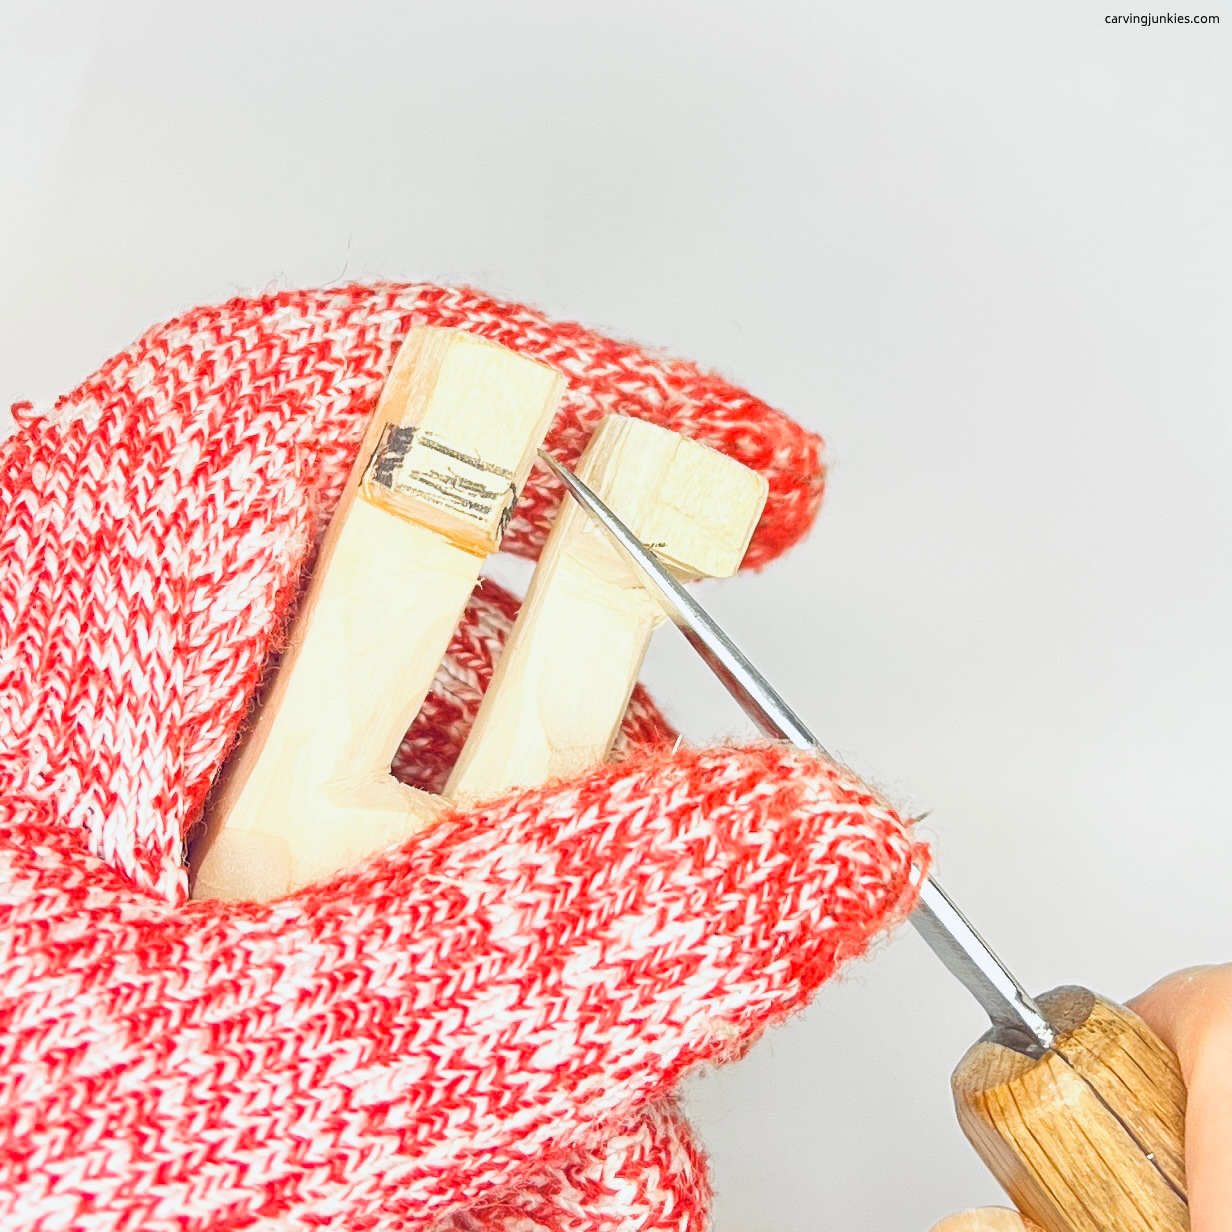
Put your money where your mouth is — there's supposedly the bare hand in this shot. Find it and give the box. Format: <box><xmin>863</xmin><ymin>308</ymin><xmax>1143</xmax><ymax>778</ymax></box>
<box><xmin>1131</xmin><ymin>964</ymin><xmax>1232</xmax><ymax>1232</ymax></box>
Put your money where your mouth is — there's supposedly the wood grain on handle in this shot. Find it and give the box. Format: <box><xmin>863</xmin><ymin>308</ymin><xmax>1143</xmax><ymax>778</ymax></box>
<box><xmin>952</xmin><ymin>986</ymin><xmax>1188</xmax><ymax>1232</ymax></box>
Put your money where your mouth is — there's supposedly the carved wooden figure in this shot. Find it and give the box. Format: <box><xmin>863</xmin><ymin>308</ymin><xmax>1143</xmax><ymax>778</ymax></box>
<box><xmin>191</xmin><ymin>327</ymin><xmax>563</xmax><ymax>900</ymax></box>
<box><xmin>446</xmin><ymin>414</ymin><xmax>767</xmax><ymax>800</ymax></box>
<box><xmin>191</xmin><ymin>336</ymin><xmax>767</xmax><ymax>902</ymax></box>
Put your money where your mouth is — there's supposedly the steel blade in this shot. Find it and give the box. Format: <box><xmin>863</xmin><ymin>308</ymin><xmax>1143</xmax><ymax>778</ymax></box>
<box><xmin>539</xmin><ymin>448</ymin><xmax>1057</xmax><ymax>1054</ymax></box>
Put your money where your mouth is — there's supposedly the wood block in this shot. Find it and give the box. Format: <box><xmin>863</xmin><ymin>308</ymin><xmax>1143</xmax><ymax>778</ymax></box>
<box><xmin>445</xmin><ymin>413</ymin><xmax>768</xmax><ymax>801</ymax></box>
<box><xmin>190</xmin><ymin>327</ymin><xmax>564</xmax><ymax>901</ymax></box>
<box><xmin>951</xmin><ymin>987</ymin><xmax>1188</xmax><ymax>1232</ymax></box>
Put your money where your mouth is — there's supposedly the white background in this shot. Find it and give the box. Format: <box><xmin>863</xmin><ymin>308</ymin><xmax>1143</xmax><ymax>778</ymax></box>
<box><xmin>1</xmin><ymin>3</ymin><xmax>1228</xmax><ymax>1228</ymax></box>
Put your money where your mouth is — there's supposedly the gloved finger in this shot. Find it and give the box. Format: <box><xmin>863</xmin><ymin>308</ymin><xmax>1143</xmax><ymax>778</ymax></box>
<box><xmin>7</xmin><ymin>284</ymin><xmax>822</xmax><ymax>572</ymax></box>
<box><xmin>432</xmin><ymin>1099</ymin><xmax>709</xmax><ymax>1232</ymax></box>
<box><xmin>394</xmin><ymin>578</ymin><xmax>675</xmax><ymax>797</ymax></box>
<box><xmin>1</xmin><ymin>285</ymin><xmax>816</xmax><ymax>899</ymax></box>
<box><xmin>291</xmin><ymin>575</ymin><xmax>687</xmax><ymax>1232</ymax></box>
<box><xmin>929</xmin><ymin>1210</ymin><xmax>1040</xmax><ymax>1231</ymax></box>
<box><xmin>0</xmin><ymin>743</ymin><xmax>921</xmax><ymax>1231</ymax></box>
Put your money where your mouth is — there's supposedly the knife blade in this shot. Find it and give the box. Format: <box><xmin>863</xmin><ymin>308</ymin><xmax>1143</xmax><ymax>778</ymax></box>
<box><xmin>537</xmin><ymin>447</ymin><xmax>1056</xmax><ymax>1056</ymax></box>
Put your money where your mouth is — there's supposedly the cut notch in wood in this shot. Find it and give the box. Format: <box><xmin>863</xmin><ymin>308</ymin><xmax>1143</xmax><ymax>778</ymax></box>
<box><xmin>190</xmin><ymin>326</ymin><xmax>564</xmax><ymax>901</ymax></box>
<box><xmin>445</xmin><ymin>413</ymin><xmax>768</xmax><ymax>801</ymax></box>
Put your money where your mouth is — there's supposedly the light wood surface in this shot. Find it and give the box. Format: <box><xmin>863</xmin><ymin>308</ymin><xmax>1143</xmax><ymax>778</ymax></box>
<box><xmin>930</xmin><ymin>1209</ymin><xmax>1041</xmax><ymax>1232</ymax></box>
<box><xmin>445</xmin><ymin>414</ymin><xmax>768</xmax><ymax>800</ymax></box>
<box><xmin>951</xmin><ymin>986</ymin><xmax>1188</xmax><ymax>1232</ymax></box>
<box><xmin>190</xmin><ymin>327</ymin><xmax>563</xmax><ymax>900</ymax></box>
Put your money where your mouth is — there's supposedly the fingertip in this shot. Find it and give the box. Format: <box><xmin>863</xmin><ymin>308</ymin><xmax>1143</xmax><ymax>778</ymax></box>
<box><xmin>929</xmin><ymin>1209</ymin><xmax>1038</xmax><ymax>1232</ymax></box>
<box><xmin>1127</xmin><ymin>965</ymin><xmax>1224</xmax><ymax>1058</ymax></box>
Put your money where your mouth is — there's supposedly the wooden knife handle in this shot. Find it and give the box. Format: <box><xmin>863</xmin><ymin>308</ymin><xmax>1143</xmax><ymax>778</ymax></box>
<box><xmin>951</xmin><ymin>986</ymin><xmax>1189</xmax><ymax>1232</ymax></box>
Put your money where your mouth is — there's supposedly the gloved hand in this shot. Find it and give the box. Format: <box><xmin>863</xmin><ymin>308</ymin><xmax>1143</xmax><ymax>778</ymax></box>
<box><xmin>0</xmin><ymin>284</ymin><xmax>924</xmax><ymax>1232</ymax></box>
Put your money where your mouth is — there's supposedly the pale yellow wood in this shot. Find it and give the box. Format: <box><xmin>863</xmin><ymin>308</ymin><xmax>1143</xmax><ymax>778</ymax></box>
<box><xmin>930</xmin><ymin>1210</ymin><xmax>1041</xmax><ymax>1232</ymax></box>
<box><xmin>190</xmin><ymin>327</ymin><xmax>563</xmax><ymax>901</ymax></box>
<box><xmin>951</xmin><ymin>987</ymin><xmax>1188</xmax><ymax>1232</ymax></box>
<box><xmin>445</xmin><ymin>414</ymin><xmax>768</xmax><ymax>801</ymax></box>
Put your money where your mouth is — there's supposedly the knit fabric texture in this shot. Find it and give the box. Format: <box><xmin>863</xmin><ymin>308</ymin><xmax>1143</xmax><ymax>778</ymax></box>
<box><xmin>0</xmin><ymin>284</ymin><xmax>925</xmax><ymax>1232</ymax></box>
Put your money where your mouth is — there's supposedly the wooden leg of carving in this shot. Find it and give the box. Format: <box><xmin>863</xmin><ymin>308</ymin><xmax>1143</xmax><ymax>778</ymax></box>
<box><xmin>445</xmin><ymin>413</ymin><xmax>768</xmax><ymax>801</ymax></box>
<box><xmin>190</xmin><ymin>327</ymin><xmax>563</xmax><ymax>901</ymax></box>
<box><xmin>951</xmin><ymin>987</ymin><xmax>1188</xmax><ymax>1232</ymax></box>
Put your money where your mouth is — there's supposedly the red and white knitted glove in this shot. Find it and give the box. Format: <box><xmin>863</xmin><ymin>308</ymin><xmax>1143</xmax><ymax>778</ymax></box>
<box><xmin>0</xmin><ymin>285</ymin><xmax>925</xmax><ymax>1232</ymax></box>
